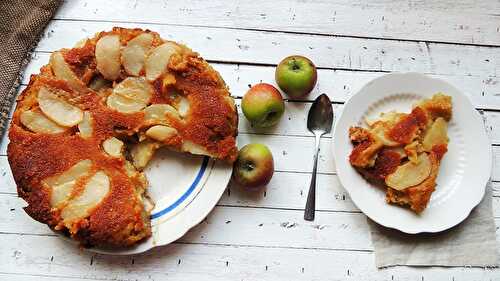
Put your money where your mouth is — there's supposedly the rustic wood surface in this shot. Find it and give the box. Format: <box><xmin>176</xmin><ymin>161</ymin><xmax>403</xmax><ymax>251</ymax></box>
<box><xmin>1</xmin><ymin>0</ymin><xmax>500</xmax><ymax>280</ymax></box>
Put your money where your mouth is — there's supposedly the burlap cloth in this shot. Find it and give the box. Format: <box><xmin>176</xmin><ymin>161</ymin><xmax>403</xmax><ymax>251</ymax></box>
<box><xmin>0</xmin><ymin>0</ymin><xmax>62</xmax><ymax>140</ymax></box>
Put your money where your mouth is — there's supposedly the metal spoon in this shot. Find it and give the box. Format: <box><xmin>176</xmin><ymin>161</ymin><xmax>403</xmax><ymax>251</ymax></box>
<box><xmin>304</xmin><ymin>94</ymin><xmax>334</xmax><ymax>221</ymax></box>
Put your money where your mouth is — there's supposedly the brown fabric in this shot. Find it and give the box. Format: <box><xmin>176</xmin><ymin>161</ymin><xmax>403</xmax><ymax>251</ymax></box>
<box><xmin>0</xmin><ymin>0</ymin><xmax>62</xmax><ymax>141</ymax></box>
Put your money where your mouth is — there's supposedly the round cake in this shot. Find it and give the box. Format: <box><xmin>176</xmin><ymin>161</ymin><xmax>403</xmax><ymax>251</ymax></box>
<box><xmin>8</xmin><ymin>27</ymin><xmax>238</xmax><ymax>247</ymax></box>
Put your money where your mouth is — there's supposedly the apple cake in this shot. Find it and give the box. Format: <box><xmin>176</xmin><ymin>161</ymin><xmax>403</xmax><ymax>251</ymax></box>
<box><xmin>348</xmin><ymin>94</ymin><xmax>452</xmax><ymax>213</ymax></box>
<box><xmin>8</xmin><ymin>27</ymin><xmax>238</xmax><ymax>247</ymax></box>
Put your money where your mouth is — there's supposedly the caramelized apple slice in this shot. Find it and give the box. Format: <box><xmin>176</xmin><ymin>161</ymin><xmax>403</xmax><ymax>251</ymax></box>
<box><xmin>370</xmin><ymin>122</ymin><xmax>399</xmax><ymax>147</ymax></box>
<box><xmin>423</xmin><ymin>117</ymin><xmax>448</xmax><ymax>151</ymax></box>
<box><xmin>146</xmin><ymin>125</ymin><xmax>178</xmax><ymax>142</ymax></box>
<box><xmin>106</xmin><ymin>77</ymin><xmax>153</xmax><ymax>113</ymax></box>
<box><xmin>404</xmin><ymin>141</ymin><xmax>422</xmax><ymax>164</ymax></box>
<box><xmin>145</xmin><ymin>42</ymin><xmax>181</xmax><ymax>81</ymax></box>
<box><xmin>89</xmin><ymin>75</ymin><xmax>112</xmax><ymax>92</ymax></box>
<box><xmin>144</xmin><ymin>104</ymin><xmax>181</xmax><ymax>122</ymax></box>
<box><xmin>123</xmin><ymin>160</ymin><xmax>148</xmax><ymax>191</ymax></box>
<box><xmin>78</xmin><ymin>111</ymin><xmax>93</xmax><ymax>139</ymax></box>
<box><xmin>37</xmin><ymin>87</ymin><xmax>83</xmax><ymax>127</ymax></box>
<box><xmin>61</xmin><ymin>171</ymin><xmax>111</xmax><ymax>225</ymax></box>
<box><xmin>161</xmin><ymin>73</ymin><xmax>176</xmax><ymax>88</ymax></box>
<box><xmin>130</xmin><ymin>140</ymin><xmax>161</xmax><ymax>169</ymax></box>
<box><xmin>122</xmin><ymin>33</ymin><xmax>153</xmax><ymax>76</ymax></box>
<box><xmin>365</xmin><ymin>111</ymin><xmax>405</xmax><ymax>127</ymax></box>
<box><xmin>95</xmin><ymin>34</ymin><xmax>121</xmax><ymax>80</ymax></box>
<box><xmin>182</xmin><ymin>140</ymin><xmax>214</xmax><ymax>157</ymax></box>
<box><xmin>124</xmin><ymin>160</ymin><xmax>139</xmax><ymax>177</ymax></box>
<box><xmin>43</xmin><ymin>159</ymin><xmax>93</xmax><ymax>208</ymax></box>
<box><xmin>415</xmin><ymin>93</ymin><xmax>452</xmax><ymax>121</ymax></box>
<box><xmin>102</xmin><ymin>137</ymin><xmax>124</xmax><ymax>157</ymax></box>
<box><xmin>106</xmin><ymin>94</ymin><xmax>139</xmax><ymax>114</ymax></box>
<box><xmin>174</xmin><ymin>95</ymin><xmax>190</xmax><ymax>118</ymax></box>
<box><xmin>385</xmin><ymin>153</ymin><xmax>432</xmax><ymax>191</ymax></box>
<box><xmin>49</xmin><ymin>52</ymin><xmax>85</xmax><ymax>91</ymax></box>
<box><xmin>20</xmin><ymin>110</ymin><xmax>66</xmax><ymax>134</ymax></box>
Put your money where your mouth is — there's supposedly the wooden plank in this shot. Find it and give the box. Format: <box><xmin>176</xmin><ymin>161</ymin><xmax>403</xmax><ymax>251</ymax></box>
<box><xmin>0</xmin><ymin>274</ymin><xmax>97</xmax><ymax>281</ymax></box>
<box><xmin>484</xmin><ymin>111</ymin><xmax>500</xmax><ymax>143</ymax></box>
<box><xmin>223</xmin><ymin>173</ymin><xmax>500</xmax><ymax>212</ymax></box>
<box><xmin>13</xmin><ymin>55</ymin><xmax>500</xmax><ymax>143</ymax></box>
<box><xmin>6</xmin><ymin>81</ymin><xmax>500</xmax><ymax>161</ymax></box>
<box><xmin>13</xmin><ymin>56</ymin><xmax>500</xmax><ymax>144</ymax></box>
<box><xmin>1</xmin><ymin>193</ymin><xmax>374</xmax><ymax>250</ymax></box>
<box><xmin>2</xmin><ymin>192</ymin><xmax>500</xmax><ymax>252</ymax></box>
<box><xmin>9</xmin><ymin>203</ymin><xmax>364</xmax><ymax>251</ymax></box>
<box><xmin>19</xmin><ymin>51</ymin><xmax>500</xmax><ymax>110</ymax></box>
<box><xmin>235</xmin><ymin>133</ymin><xmax>334</xmax><ymax>174</ymax></box>
<box><xmin>53</xmin><ymin>0</ymin><xmax>500</xmax><ymax>46</ymax></box>
<box><xmin>0</xmin><ymin>194</ymin><xmax>49</xmax><ymax>235</ymax></box>
<box><xmin>222</xmin><ymin>171</ymin><xmax>355</xmax><ymax>212</ymax></box>
<box><xmin>1</xmin><ymin>234</ymin><xmax>499</xmax><ymax>281</ymax></box>
<box><xmin>493</xmin><ymin>181</ymin><xmax>500</xmax><ymax>196</ymax></box>
<box><xmin>2</xmin><ymin>164</ymin><xmax>499</xmax><ymax>217</ymax></box>
<box><xmin>3</xmin><ymin>84</ymin><xmax>500</xmax><ymax>179</ymax></box>
<box><xmin>8</xmin><ymin>85</ymin><xmax>500</xmax><ymax>147</ymax></box>
<box><xmin>2</xmin><ymin>134</ymin><xmax>500</xmax><ymax>180</ymax></box>
<box><xmin>1</xmin><ymin>168</ymin><xmax>499</xmax><ymax>216</ymax></box>
<box><xmin>36</xmin><ymin>20</ymin><xmax>500</xmax><ymax>78</ymax></box>
<box><xmin>236</xmin><ymin>101</ymin><xmax>500</xmax><ymax>144</ymax></box>
<box><xmin>0</xmin><ymin>133</ymin><xmax>335</xmax><ymax>175</ymax></box>
<box><xmin>0</xmin><ymin>156</ymin><xmax>15</xmax><ymax>195</ymax></box>
<box><xmin>495</xmin><ymin>145</ymin><xmax>500</xmax><ymax>181</ymax></box>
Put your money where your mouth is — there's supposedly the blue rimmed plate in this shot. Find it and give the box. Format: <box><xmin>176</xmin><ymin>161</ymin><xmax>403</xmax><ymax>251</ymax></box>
<box><xmin>85</xmin><ymin>148</ymin><xmax>233</xmax><ymax>254</ymax></box>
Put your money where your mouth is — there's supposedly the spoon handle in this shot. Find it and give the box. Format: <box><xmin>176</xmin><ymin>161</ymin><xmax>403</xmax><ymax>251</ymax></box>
<box><xmin>304</xmin><ymin>133</ymin><xmax>321</xmax><ymax>221</ymax></box>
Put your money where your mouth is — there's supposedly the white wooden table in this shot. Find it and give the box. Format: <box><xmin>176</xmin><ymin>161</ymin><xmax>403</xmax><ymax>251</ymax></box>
<box><xmin>1</xmin><ymin>1</ymin><xmax>500</xmax><ymax>280</ymax></box>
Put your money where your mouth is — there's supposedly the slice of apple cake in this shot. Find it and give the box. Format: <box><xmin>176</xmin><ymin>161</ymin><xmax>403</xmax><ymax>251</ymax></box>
<box><xmin>8</xmin><ymin>27</ymin><xmax>238</xmax><ymax>247</ymax></box>
<box><xmin>348</xmin><ymin>94</ymin><xmax>452</xmax><ymax>213</ymax></box>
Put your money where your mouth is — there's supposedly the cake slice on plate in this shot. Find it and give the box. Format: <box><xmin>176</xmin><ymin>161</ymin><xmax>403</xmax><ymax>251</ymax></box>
<box><xmin>349</xmin><ymin>94</ymin><xmax>452</xmax><ymax>213</ymax></box>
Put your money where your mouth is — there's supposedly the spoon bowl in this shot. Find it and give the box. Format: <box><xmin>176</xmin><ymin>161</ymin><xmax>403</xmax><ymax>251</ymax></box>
<box><xmin>307</xmin><ymin>94</ymin><xmax>334</xmax><ymax>134</ymax></box>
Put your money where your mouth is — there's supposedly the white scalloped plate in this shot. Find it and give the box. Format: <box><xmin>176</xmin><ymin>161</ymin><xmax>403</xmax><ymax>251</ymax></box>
<box><xmin>333</xmin><ymin>73</ymin><xmax>492</xmax><ymax>233</ymax></box>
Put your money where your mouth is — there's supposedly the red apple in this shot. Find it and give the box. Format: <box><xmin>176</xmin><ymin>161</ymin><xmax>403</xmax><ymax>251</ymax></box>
<box><xmin>232</xmin><ymin>143</ymin><xmax>274</xmax><ymax>188</ymax></box>
<box><xmin>242</xmin><ymin>83</ymin><xmax>285</xmax><ymax>128</ymax></box>
<box><xmin>275</xmin><ymin>55</ymin><xmax>317</xmax><ymax>98</ymax></box>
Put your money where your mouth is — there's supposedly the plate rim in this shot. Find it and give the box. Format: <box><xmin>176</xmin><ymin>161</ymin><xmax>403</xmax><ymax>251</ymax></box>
<box><xmin>332</xmin><ymin>72</ymin><xmax>492</xmax><ymax>234</ymax></box>
<box><xmin>150</xmin><ymin>156</ymin><xmax>211</xmax><ymax>220</ymax></box>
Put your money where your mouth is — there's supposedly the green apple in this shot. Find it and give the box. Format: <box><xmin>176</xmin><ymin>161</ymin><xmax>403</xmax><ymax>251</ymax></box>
<box><xmin>242</xmin><ymin>83</ymin><xmax>285</xmax><ymax>128</ymax></box>
<box><xmin>233</xmin><ymin>143</ymin><xmax>274</xmax><ymax>188</ymax></box>
<box><xmin>275</xmin><ymin>55</ymin><xmax>317</xmax><ymax>98</ymax></box>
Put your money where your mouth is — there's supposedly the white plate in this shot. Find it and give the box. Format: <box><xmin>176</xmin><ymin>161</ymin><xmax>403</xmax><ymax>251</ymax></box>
<box><xmin>61</xmin><ymin>148</ymin><xmax>232</xmax><ymax>254</ymax></box>
<box><xmin>333</xmin><ymin>73</ymin><xmax>492</xmax><ymax>234</ymax></box>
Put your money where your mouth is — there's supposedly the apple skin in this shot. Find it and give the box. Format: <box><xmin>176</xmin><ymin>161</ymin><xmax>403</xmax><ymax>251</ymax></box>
<box><xmin>242</xmin><ymin>83</ymin><xmax>285</xmax><ymax>128</ymax></box>
<box><xmin>232</xmin><ymin>143</ymin><xmax>274</xmax><ymax>189</ymax></box>
<box><xmin>275</xmin><ymin>55</ymin><xmax>317</xmax><ymax>98</ymax></box>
